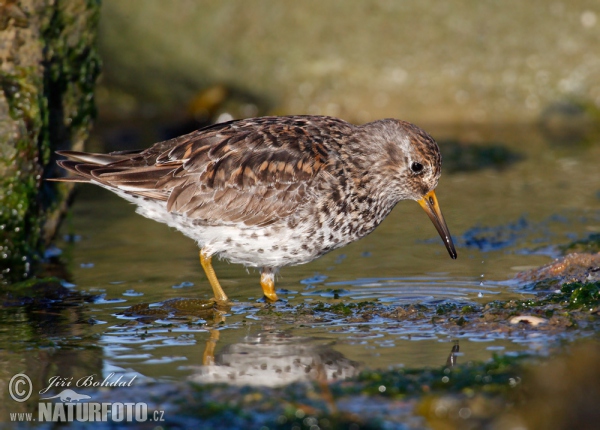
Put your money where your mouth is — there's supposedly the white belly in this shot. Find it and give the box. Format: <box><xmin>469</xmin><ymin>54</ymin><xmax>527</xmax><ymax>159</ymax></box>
<box><xmin>111</xmin><ymin>187</ymin><xmax>326</xmax><ymax>268</ymax></box>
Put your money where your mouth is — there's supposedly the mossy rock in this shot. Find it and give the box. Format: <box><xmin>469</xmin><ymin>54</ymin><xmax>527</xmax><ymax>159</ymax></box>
<box><xmin>0</xmin><ymin>0</ymin><xmax>101</xmax><ymax>284</ymax></box>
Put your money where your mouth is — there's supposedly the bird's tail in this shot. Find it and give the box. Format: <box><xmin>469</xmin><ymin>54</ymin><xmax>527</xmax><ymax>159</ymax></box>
<box><xmin>49</xmin><ymin>150</ymin><xmax>142</xmax><ymax>183</ymax></box>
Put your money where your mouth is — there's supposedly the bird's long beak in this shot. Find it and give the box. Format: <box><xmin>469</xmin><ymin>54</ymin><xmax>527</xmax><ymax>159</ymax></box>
<box><xmin>417</xmin><ymin>190</ymin><xmax>457</xmax><ymax>259</ymax></box>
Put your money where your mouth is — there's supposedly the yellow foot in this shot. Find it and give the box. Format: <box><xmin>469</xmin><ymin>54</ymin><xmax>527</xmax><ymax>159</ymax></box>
<box><xmin>199</xmin><ymin>250</ymin><xmax>228</xmax><ymax>303</ymax></box>
<box><xmin>260</xmin><ymin>268</ymin><xmax>278</xmax><ymax>302</ymax></box>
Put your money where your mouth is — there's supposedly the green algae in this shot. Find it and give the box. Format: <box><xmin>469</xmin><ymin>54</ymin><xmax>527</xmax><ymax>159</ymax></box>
<box><xmin>41</xmin><ymin>1</ymin><xmax>101</xmax><ymax>135</ymax></box>
<box><xmin>499</xmin><ymin>281</ymin><xmax>600</xmax><ymax>311</ymax></box>
<box><xmin>0</xmin><ymin>0</ymin><xmax>101</xmax><ymax>284</ymax></box>
<box><xmin>249</xmin><ymin>280</ymin><xmax>600</xmax><ymax>339</ymax></box>
<box><xmin>563</xmin><ymin>282</ymin><xmax>600</xmax><ymax>310</ymax></box>
<box><xmin>350</xmin><ymin>353</ymin><xmax>523</xmax><ymax>398</ymax></box>
<box><xmin>313</xmin><ymin>301</ymin><xmax>376</xmax><ymax>316</ymax></box>
<box><xmin>121</xmin><ymin>298</ymin><xmax>221</xmax><ymax>322</ymax></box>
<box><xmin>0</xmin><ymin>68</ymin><xmax>46</xmax><ymax>282</ymax></box>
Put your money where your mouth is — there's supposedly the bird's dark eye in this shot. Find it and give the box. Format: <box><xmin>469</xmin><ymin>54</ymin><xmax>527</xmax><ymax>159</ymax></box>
<box><xmin>411</xmin><ymin>162</ymin><xmax>424</xmax><ymax>173</ymax></box>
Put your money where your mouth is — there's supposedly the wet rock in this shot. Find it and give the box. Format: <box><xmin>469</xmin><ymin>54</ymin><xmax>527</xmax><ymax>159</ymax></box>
<box><xmin>0</xmin><ymin>0</ymin><xmax>101</xmax><ymax>284</ymax></box>
<box><xmin>560</xmin><ymin>233</ymin><xmax>600</xmax><ymax>255</ymax></box>
<box><xmin>120</xmin><ymin>298</ymin><xmax>225</xmax><ymax>323</ymax></box>
<box><xmin>517</xmin><ymin>252</ymin><xmax>600</xmax><ymax>286</ymax></box>
<box><xmin>99</xmin><ymin>2</ymin><xmax>600</xmax><ymax>123</ymax></box>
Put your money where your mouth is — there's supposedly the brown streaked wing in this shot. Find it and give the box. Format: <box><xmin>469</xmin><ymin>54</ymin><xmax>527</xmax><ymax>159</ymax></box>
<box><xmin>58</xmin><ymin>116</ymin><xmax>350</xmax><ymax>226</ymax></box>
<box><xmin>157</xmin><ymin>116</ymin><xmax>347</xmax><ymax>226</ymax></box>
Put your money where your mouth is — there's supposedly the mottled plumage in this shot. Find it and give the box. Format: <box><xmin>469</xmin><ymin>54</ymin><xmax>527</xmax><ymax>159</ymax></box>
<box><xmin>53</xmin><ymin>115</ymin><xmax>456</xmax><ymax>301</ymax></box>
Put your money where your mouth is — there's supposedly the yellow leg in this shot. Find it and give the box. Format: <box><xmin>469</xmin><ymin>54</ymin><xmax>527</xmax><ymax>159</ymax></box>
<box><xmin>202</xmin><ymin>329</ymin><xmax>220</xmax><ymax>366</ymax></box>
<box><xmin>202</xmin><ymin>312</ymin><xmax>226</xmax><ymax>365</ymax></box>
<box><xmin>260</xmin><ymin>268</ymin><xmax>278</xmax><ymax>302</ymax></box>
<box><xmin>199</xmin><ymin>250</ymin><xmax>228</xmax><ymax>303</ymax></box>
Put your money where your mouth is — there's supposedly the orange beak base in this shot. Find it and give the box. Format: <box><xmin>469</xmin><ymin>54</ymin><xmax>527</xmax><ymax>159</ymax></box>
<box><xmin>417</xmin><ymin>190</ymin><xmax>457</xmax><ymax>259</ymax></box>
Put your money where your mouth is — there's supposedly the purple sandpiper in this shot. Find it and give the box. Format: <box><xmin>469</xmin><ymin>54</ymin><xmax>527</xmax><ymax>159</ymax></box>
<box><xmin>52</xmin><ymin>115</ymin><xmax>457</xmax><ymax>302</ymax></box>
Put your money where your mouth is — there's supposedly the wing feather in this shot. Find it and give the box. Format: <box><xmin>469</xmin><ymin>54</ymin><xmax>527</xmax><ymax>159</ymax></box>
<box><xmin>54</xmin><ymin>116</ymin><xmax>353</xmax><ymax>226</ymax></box>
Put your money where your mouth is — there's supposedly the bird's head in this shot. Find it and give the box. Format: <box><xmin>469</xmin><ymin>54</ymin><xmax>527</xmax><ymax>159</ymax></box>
<box><xmin>358</xmin><ymin>119</ymin><xmax>457</xmax><ymax>259</ymax></box>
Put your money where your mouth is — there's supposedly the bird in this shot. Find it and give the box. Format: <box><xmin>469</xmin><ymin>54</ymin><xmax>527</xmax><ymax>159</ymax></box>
<box><xmin>52</xmin><ymin>115</ymin><xmax>457</xmax><ymax>302</ymax></box>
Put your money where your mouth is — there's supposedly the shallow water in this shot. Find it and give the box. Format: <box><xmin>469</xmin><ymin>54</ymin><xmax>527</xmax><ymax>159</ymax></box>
<box><xmin>2</xmin><ymin>123</ymin><xmax>599</xmax><ymax>397</ymax></box>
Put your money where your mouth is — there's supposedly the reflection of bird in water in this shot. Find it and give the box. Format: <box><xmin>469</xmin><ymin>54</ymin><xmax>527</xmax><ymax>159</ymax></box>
<box><xmin>190</xmin><ymin>330</ymin><xmax>361</xmax><ymax>387</ymax></box>
<box><xmin>193</xmin><ymin>331</ymin><xmax>461</xmax><ymax>387</ymax></box>
<box><xmin>53</xmin><ymin>115</ymin><xmax>456</xmax><ymax>302</ymax></box>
